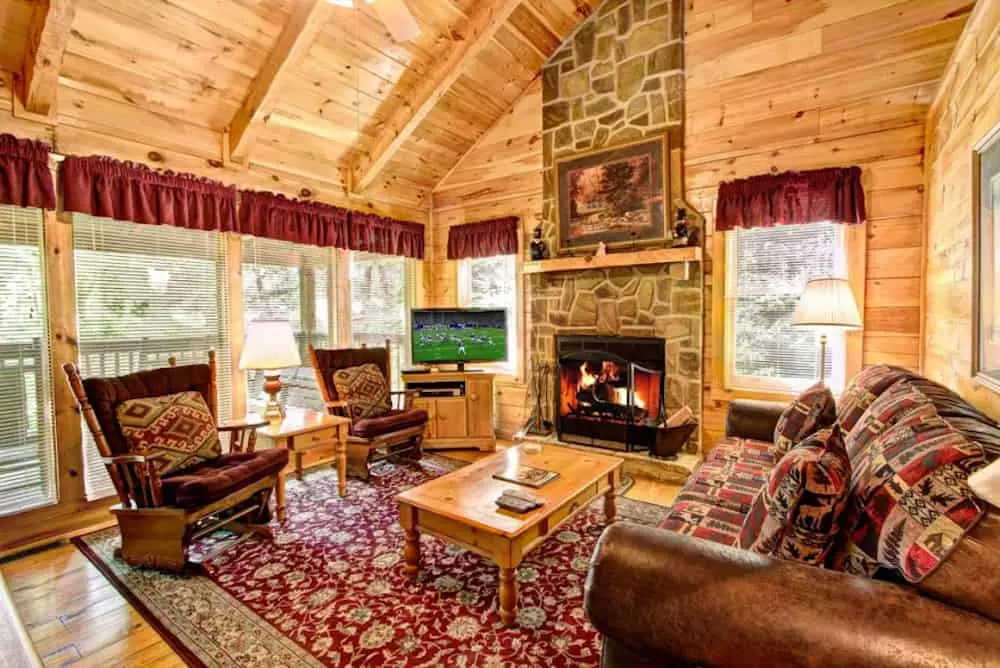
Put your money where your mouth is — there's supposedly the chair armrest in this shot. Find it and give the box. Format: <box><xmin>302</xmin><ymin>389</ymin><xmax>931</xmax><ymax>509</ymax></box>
<box><xmin>218</xmin><ymin>417</ymin><xmax>268</xmax><ymax>454</ymax></box>
<box><xmin>218</xmin><ymin>418</ymin><xmax>269</xmax><ymax>432</ymax></box>
<box><xmin>390</xmin><ymin>390</ymin><xmax>418</xmax><ymax>410</ymax></box>
<box><xmin>585</xmin><ymin>524</ymin><xmax>1000</xmax><ymax>668</ymax></box>
<box><xmin>724</xmin><ymin>399</ymin><xmax>786</xmax><ymax>441</ymax></box>
<box><xmin>102</xmin><ymin>453</ymin><xmax>165</xmax><ymax>508</ymax></box>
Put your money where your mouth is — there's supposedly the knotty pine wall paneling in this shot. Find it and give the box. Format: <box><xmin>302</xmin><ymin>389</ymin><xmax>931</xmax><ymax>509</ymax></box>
<box><xmin>923</xmin><ymin>0</ymin><xmax>1000</xmax><ymax>419</ymax></box>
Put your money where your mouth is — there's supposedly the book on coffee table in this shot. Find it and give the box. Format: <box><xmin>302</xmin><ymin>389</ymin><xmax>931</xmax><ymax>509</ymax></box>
<box><xmin>492</xmin><ymin>465</ymin><xmax>559</xmax><ymax>488</ymax></box>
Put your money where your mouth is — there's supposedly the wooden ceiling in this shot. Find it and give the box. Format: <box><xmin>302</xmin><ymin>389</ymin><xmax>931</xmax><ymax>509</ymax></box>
<box><xmin>0</xmin><ymin>0</ymin><xmax>598</xmax><ymax>211</ymax></box>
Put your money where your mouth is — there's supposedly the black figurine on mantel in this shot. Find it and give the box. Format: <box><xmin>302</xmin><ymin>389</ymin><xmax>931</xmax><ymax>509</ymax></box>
<box><xmin>673</xmin><ymin>208</ymin><xmax>700</xmax><ymax>247</ymax></box>
<box><xmin>530</xmin><ymin>224</ymin><xmax>549</xmax><ymax>261</ymax></box>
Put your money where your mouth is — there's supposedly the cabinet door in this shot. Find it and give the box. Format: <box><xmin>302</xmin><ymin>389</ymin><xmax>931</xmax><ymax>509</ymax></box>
<box><xmin>435</xmin><ymin>397</ymin><xmax>467</xmax><ymax>439</ymax></box>
<box><xmin>467</xmin><ymin>379</ymin><xmax>494</xmax><ymax>438</ymax></box>
<box><xmin>414</xmin><ymin>398</ymin><xmax>437</xmax><ymax>439</ymax></box>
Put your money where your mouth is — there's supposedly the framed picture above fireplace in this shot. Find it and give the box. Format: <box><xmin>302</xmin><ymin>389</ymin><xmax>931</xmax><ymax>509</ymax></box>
<box><xmin>555</xmin><ymin>136</ymin><xmax>669</xmax><ymax>255</ymax></box>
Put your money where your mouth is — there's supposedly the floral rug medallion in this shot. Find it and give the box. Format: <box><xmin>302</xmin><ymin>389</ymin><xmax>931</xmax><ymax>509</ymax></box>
<box><xmin>76</xmin><ymin>455</ymin><xmax>668</xmax><ymax>667</ymax></box>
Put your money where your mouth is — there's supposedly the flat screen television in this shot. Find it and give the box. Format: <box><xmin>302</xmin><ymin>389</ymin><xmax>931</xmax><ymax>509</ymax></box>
<box><xmin>411</xmin><ymin>308</ymin><xmax>508</xmax><ymax>370</ymax></box>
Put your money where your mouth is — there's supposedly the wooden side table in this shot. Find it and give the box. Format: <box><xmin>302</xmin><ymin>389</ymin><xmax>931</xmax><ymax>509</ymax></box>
<box><xmin>255</xmin><ymin>407</ymin><xmax>351</xmax><ymax>521</ymax></box>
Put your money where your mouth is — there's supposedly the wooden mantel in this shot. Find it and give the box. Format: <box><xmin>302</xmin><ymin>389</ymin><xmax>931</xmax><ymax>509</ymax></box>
<box><xmin>523</xmin><ymin>246</ymin><xmax>702</xmax><ymax>275</ymax></box>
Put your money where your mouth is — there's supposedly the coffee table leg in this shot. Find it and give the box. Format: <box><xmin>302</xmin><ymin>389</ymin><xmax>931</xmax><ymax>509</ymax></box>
<box><xmin>499</xmin><ymin>567</ymin><xmax>518</xmax><ymax>626</ymax></box>
<box><xmin>400</xmin><ymin>505</ymin><xmax>420</xmax><ymax>579</ymax></box>
<box><xmin>604</xmin><ymin>472</ymin><xmax>617</xmax><ymax>522</ymax></box>
<box><xmin>337</xmin><ymin>425</ymin><xmax>348</xmax><ymax>498</ymax></box>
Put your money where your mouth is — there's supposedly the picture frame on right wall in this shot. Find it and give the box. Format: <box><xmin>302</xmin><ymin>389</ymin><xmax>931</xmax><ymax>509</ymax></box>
<box><xmin>974</xmin><ymin>121</ymin><xmax>1000</xmax><ymax>393</ymax></box>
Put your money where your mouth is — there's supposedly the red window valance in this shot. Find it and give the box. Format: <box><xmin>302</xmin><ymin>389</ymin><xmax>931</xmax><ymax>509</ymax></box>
<box><xmin>238</xmin><ymin>190</ymin><xmax>350</xmax><ymax>248</ymax></box>
<box><xmin>447</xmin><ymin>216</ymin><xmax>519</xmax><ymax>260</ymax></box>
<box><xmin>350</xmin><ymin>212</ymin><xmax>425</xmax><ymax>260</ymax></box>
<box><xmin>62</xmin><ymin>156</ymin><xmax>237</xmax><ymax>231</ymax></box>
<box><xmin>0</xmin><ymin>134</ymin><xmax>56</xmax><ymax>209</ymax></box>
<box><xmin>715</xmin><ymin>167</ymin><xmax>866</xmax><ymax>232</ymax></box>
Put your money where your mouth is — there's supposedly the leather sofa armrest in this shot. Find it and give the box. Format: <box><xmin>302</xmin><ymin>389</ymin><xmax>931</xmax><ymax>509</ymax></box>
<box><xmin>584</xmin><ymin>524</ymin><xmax>1000</xmax><ymax>668</ymax></box>
<box><xmin>724</xmin><ymin>399</ymin><xmax>786</xmax><ymax>441</ymax></box>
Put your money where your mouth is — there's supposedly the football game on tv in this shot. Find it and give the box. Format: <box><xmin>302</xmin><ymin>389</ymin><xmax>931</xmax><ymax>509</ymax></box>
<box><xmin>411</xmin><ymin>309</ymin><xmax>508</xmax><ymax>365</ymax></box>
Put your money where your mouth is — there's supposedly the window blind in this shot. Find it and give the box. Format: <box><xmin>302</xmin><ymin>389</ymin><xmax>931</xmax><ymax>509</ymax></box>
<box><xmin>242</xmin><ymin>237</ymin><xmax>336</xmax><ymax>412</ymax></box>
<box><xmin>0</xmin><ymin>206</ymin><xmax>57</xmax><ymax>516</ymax></box>
<box><xmin>462</xmin><ymin>255</ymin><xmax>518</xmax><ymax>375</ymax></box>
<box><xmin>74</xmin><ymin>215</ymin><xmax>233</xmax><ymax>500</ymax></box>
<box><xmin>350</xmin><ymin>252</ymin><xmax>411</xmax><ymax>389</ymax></box>
<box><xmin>726</xmin><ymin>222</ymin><xmax>846</xmax><ymax>392</ymax></box>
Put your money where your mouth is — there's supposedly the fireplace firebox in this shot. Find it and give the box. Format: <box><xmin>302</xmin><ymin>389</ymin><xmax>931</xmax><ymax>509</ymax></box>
<box><xmin>556</xmin><ymin>335</ymin><xmax>666</xmax><ymax>452</ymax></box>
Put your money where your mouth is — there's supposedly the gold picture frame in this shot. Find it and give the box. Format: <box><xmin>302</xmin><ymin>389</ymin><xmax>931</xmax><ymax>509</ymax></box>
<box><xmin>973</xmin><ymin>120</ymin><xmax>1000</xmax><ymax>394</ymax></box>
<box><xmin>555</xmin><ymin>135</ymin><xmax>670</xmax><ymax>255</ymax></box>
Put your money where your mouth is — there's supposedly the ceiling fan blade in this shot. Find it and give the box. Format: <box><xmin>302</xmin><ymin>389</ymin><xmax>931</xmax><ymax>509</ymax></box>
<box><xmin>367</xmin><ymin>0</ymin><xmax>421</xmax><ymax>43</ymax></box>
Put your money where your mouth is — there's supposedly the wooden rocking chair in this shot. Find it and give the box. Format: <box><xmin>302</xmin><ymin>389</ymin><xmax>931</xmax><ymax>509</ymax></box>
<box><xmin>64</xmin><ymin>352</ymin><xmax>288</xmax><ymax>572</ymax></box>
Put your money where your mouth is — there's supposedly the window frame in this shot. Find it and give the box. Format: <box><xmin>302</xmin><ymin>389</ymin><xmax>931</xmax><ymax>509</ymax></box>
<box><xmin>713</xmin><ymin>222</ymin><xmax>866</xmax><ymax>401</ymax></box>
<box><xmin>457</xmin><ymin>254</ymin><xmax>522</xmax><ymax>378</ymax></box>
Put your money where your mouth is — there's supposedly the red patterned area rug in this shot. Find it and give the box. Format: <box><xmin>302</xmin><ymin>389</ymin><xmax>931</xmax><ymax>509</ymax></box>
<box><xmin>74</xmin><ymin>455</ymin><xmax>669</xmax><ymax>667</ymax></box>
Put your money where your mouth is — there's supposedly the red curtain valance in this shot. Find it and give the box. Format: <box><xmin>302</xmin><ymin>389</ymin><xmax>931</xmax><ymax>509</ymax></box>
<box><xmin>238</xmin><ymin>190</ymin><xmax>350</xmax><ymax>248</ymax></box>
<box><xmin>62</xmin><ymin>156</ymin><xmax>237</xmax><ymax>231</ymax></box>
<box><xmin>350</xmin><ymin>212</ymin><xmax>425</xmax><ymax>260</ymax></box>
<box><xmin>447</xmin><ymin>216</ymin><xmax>519</xmax><ymax>260</ymax></box>
<box><xmin>715</xmin><ymin>167</ymin><xmax>866</xmax><ymax>232</ymax></box>
<box><xmin>0</xmin><ymin>134</ymin><xmax>56</xmax><ymax>209</ymax></box>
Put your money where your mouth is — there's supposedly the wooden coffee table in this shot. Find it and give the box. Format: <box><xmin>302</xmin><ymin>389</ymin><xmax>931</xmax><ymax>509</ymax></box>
<box><xmin>395</xmin><ymin>445</ymin><xmax>623</xmax><ymax>626</ymax></box>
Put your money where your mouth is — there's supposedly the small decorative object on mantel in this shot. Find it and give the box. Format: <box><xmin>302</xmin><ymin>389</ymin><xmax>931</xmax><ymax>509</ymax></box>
<box><xmin>595</xmin><ymin>241</ymin><xmax>608</xmax><ymax>257</ymax></box>
<box><xmin>672</xmin><ymin>208</ymin><xmax>690</xmax><ymax>247</ymax></box>
<box><xmin>530</xmin><ymin>224</ymin><xmax>549</xmax><ymax>261</ymax></box>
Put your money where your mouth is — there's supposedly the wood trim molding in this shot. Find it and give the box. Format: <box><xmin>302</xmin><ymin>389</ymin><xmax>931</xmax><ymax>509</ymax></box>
<box><xmin>228</xmin><ymin>0</ymin><xmax>332</xmax><ymax>159</ymax></box>
<box><xmin>21</xmin><ymin>0</ymin><xmax>76</xmax><ymax>116</ymax></box>
<box><xmin>352</xmin><ymin>0</ymin><xmax>524</xmax><ymax>193</ymax></box>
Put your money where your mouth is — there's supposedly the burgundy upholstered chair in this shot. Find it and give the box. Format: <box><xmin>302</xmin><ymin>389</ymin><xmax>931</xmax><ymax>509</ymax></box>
<box><xmin>63</xmin><ymin>352</ymin><xmax>288</xmax><ymax>572</ymax></box>
<box><xmin>309</xmin><ymin>341</ymin><xmax>427</xmax><ymax>481</ymax></box>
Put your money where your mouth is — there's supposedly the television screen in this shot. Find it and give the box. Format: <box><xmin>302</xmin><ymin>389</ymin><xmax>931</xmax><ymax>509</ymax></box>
<box><xmin>411</xmin><ymin>309</ymin><xmax>508</xmax><ymax>364</ymax></box>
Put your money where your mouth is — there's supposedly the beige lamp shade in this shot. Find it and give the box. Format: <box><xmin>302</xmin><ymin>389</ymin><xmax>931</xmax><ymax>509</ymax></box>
<box><xmin>792</xmin><ymin>278</ymin><xmax>863</xmax><ymax>329</ymax></box>
<box><xmin>239</xmin><ymin>320</ymin><xmax>302</xmax><ymax>370</ymax></box>
<box><xmin>970</xmin><ymin>460</ymin><xmax>1000</xmax><ymax>508</ymax></box>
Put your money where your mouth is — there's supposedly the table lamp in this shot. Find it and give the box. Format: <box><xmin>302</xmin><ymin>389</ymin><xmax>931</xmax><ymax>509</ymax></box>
<box><xmin>791</xmin><ymin>278</ymin><xmax>862</xmax><ymax>385</ymax></box>
<box><xmin>240</xmin><ymin>320</ymin><xmax>302</xmax><ymax>424</ymax></box>
<box><xmin>970</xmin><ymin>460</ymin><xmax>1000</xmax><ymax>508</ymax></box>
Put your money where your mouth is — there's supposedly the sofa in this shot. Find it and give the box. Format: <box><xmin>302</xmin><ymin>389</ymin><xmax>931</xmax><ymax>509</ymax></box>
<box><xmin>585</xmin><ymin>366</ymin><xmax>1000</xmax><ymax>667</ymax></box>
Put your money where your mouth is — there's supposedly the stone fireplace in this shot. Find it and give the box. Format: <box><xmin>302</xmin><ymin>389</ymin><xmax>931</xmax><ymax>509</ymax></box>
<box><xmin>530</xmin><ymin>263</ymin><xmax>702</xmax><ymax>454</ymax></box>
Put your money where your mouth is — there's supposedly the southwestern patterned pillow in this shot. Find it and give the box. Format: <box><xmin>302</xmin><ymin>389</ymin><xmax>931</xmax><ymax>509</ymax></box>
<box><xmin>116</xmin><ymin>391</ymin><xmax>221</xmax><ymax>477</ymax></box>
<box><xmin>739</xmin><ymin>425</ymin><xmax>852</xmax><ymax>565</ymax></box>
<box><xmin>333</xmin><ymin>363</ymin><xmax>391</xmax><ymax>423</ymax></box>
<box><xmin>837</xmin><ymin>365</ymin><xmax>914</xmax><ymax>433</ymax></box>
<box><xmin>773</xmin><ymin>382</ymin><xmax>836</xmax><ymax>452</ymax></box>
<box><xmin>831</xmin><ymin>411</ymin><xmax>989</xmax><ymax>582</ymax></box>
<box><xmin>844</xmin><ymin>380</ymin><xmax>937</xmax><ymax>460</ymax></box>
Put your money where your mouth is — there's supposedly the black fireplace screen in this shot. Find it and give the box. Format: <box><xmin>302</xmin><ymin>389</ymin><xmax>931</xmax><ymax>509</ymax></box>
<box><xmin>555</xmin><ymin>335</ymin><xmax>666</xmax><ymax>452</ymax></box>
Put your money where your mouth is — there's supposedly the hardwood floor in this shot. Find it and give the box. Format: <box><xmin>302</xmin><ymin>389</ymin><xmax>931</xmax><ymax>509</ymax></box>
<box><xmin>1</xmin><ymin>448</ymin><xmax>682</xmax><ymax>667</ymax></box>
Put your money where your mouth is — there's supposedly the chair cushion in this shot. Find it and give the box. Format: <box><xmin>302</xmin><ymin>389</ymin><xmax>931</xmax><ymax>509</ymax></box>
<box><xmin>831</xmin><ymin>410</ymin><xmax>990</xmax><ymax>582</ymax></box>
<box><xmin>116</xmin><ymin>391</ymin><xmax>221</xmax><ymax>477</ymax></box>
<box><xmin>350</xmin><ymin>409</ymin><xmax>429</xmax><ymax>440</ymax></box>
<box><xmin>333</xmin><ymin>363</ymin><xmax>391</xmax><ymax>422</ymax></box>
<box><xmin>658</xmin><ymin>437</ymin><xmax>777</xmax><ymax>547</ymax></box>
<box><xmin>739</xmin><ymin>425</ymin><xmax>852</xmax><ymax>565</ymax></box>
<box><xmin>160</xmin><ymin>448</ymin><xmax>289</xmax><ymax>509</ymax></box>
<box><xmin>773</xmin><ymin>382</ymin><xmax>836</xmax><ymax>453</ymax></box>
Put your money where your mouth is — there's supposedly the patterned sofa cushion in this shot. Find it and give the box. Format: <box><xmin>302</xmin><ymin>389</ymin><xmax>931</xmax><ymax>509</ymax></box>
<box><xmin>658</xmin><ymin>437</ymin><xmax>777</xmax><ymax>547</ymax></box>
<box><xmin>333</xmin><ymin>363</ymin><xmax>391</xmax><ymax>422</ymax></box>
<box><xmin>831</xmin><ymin>411</ymin><xmax>990</xmax><ymax>582</ymax></box>
<box><xmin>116</xmin><ymin>390</ymin><xmax>221</xmax><ymax>477</ymax></box>
<box><xmin>836</xmin><ymin>365</ymin><xmax>916</xmax><ymax>433</ymax></box>
<box><xmin>739</xmin><ymin>426</ymin><xmax>852</xmax><ymax>565</ymax></box>
<box><xmin>844</xmin><ymin>379</ymin><xmax>937</xmax><ymax>460</ymax></box>
<box><xmin>773</xmin><ymin>382</ymin><xmax>836</xmax><ymax>452</ymax></box>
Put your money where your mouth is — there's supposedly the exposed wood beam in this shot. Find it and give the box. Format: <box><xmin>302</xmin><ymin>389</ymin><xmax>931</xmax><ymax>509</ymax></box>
<box><xmin>353</xmin><ymin>0</ymin><xmax>523</xmax><ymax>193</ymax></box>
<box><xmin>228</xmin><ymin>0</ymin><xmax>332</xmax><ymax>159</ymax></box>
<box><xmin>22</xmin><ymin>0</ymin><xmax>76</xmax><ymax>116</ymax></box>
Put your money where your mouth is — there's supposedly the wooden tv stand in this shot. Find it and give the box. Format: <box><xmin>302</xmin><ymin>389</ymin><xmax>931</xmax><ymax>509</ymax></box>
<box><xmin>403</xmin><ymin>371</ymin><xmax>496</xmax><ymax>452</ymax></box>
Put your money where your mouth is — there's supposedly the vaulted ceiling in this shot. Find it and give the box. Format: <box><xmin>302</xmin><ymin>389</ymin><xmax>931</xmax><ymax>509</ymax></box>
<box><xmin>0</xmin><ymin>0</ymin><xmax>598</xmax><ymax>211</ymax></box>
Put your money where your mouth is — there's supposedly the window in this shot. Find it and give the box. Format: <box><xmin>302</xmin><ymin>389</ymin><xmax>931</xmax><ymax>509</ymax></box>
<box><xmin>74</xmin><ymin>216</ymin><xmax>233</xmax><ymax>500</ymax></box>
<box><xmin>242</xmin><ymin>237</ymin><xmax>338</xmax><ymax>411</ymax></box>
<box><xmin>0</xmin><ymin>206</ymin><xmax>56</xmax><ymax>516</ymax></box>
<box><xmin>349</xmin><ymin>253</ymin><xmax>413</xmax><ymax>389</ymax></box>
<box><xmin>459</xmin><ymin>255</ymin><xmax>519</xmax><ymax>375</ymax></box>
<box><xmin>725</xmin><ymin>222</ymin><xmax>849</xmax><ymax>393</ymax></box>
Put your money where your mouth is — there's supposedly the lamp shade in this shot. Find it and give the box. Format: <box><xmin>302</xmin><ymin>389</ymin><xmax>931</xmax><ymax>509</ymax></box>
<box><xmin>791</xmin><ymin>278</ymin><xmax>863</xmax><ymax>329</ymax></box>
<box><xmin>970</xmin><ymin>460</ymin><xmax>1000</xmax><ymax>508</ymax></box>
<box><xmin>239</xmin><ymin>320</ymin><xmax>302</xmax><ymax>370</ymax></box>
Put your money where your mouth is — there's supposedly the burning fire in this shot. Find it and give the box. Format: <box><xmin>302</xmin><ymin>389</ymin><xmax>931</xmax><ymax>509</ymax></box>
<box><xmin>560</xmin><ymin>358</ymin><xmax>659</xmax><ymax>423</ymax></box>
